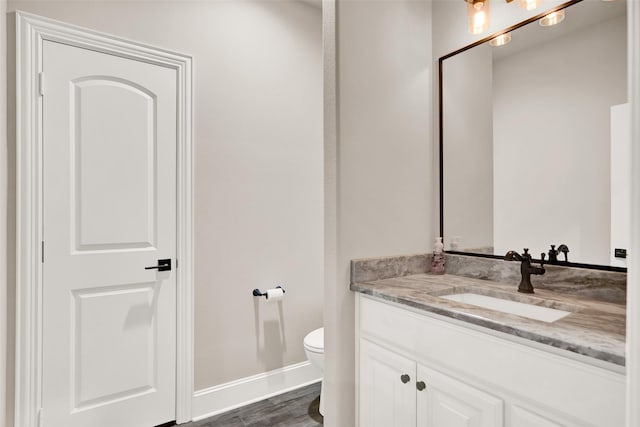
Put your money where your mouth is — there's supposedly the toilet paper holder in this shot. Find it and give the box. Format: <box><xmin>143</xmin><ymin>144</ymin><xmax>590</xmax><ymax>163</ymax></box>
<box><xmin>252</xmin><ymin>285</ymin><xmax>285</xmax><ymax>298</ymax></box>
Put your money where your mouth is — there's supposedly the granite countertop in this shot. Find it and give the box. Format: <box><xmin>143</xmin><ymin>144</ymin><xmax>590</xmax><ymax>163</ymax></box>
<box><xmin>351</xmin><ymin>272</ymin><xmax>626</xmax><ymax>367</ymax></box>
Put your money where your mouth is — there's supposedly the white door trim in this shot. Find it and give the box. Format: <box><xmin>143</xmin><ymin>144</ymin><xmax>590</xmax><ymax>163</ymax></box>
<box><xmin>15</xmin><ymin>11</ymin><xmax>194</xmax><ymax>427</ymax></box>
<box><xmin>627</xmin><ymin>1</ymin><xmax>640</xmax><ymax>426</ymax></box>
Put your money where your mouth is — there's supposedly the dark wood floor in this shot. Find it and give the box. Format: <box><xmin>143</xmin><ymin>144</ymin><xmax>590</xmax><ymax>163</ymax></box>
<box><xmin>184</xmin><ymin>382</ymin><xmax>323</xmax><ymax>427</ymax></box>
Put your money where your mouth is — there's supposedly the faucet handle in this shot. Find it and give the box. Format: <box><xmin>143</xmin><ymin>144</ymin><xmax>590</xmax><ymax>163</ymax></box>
<box><xmin>540</xmin><ymin>253</ymin><xmax>546</xmax><ymax>267</ymax></box>
<box><xmin>504</xmin><ymin>250</ymin><xmax>521</xmax><ymax>261</ymax></box>
<box><xmin>557</xmin><ymin>244</ymin><xmax>570</xmax><ymax>262</ymax></box>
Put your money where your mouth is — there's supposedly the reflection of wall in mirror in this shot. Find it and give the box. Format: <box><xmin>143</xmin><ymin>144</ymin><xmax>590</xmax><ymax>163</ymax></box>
<box><xmin>611</xmin><ymin>103</ymin><xmax>630</xmax><ymax>268</ymax></box>
<box><xmin>492</xmin><ymin>14</ymin><xmax>626</xmax><ymax>265</ymax></box>
<box><xmin>443</xmin><ymin>44</ymin><xmax>494</xmax><ymax>253</ymax></box>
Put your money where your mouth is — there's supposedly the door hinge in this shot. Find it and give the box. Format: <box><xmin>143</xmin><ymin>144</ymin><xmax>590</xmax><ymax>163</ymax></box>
<box><xmin>37</xmin><ymin>408</ymin><xmax>43</xmax><ymax>427</ymax></box>
<box><xmin>41</xmin><ymin>241</ymin><xmax>44</xmax><ymax>263</ymax></box>
<box><xmin>38</xmin><ymin>72</ymin><xmax>45</xmax><ymax>96</ymax></box>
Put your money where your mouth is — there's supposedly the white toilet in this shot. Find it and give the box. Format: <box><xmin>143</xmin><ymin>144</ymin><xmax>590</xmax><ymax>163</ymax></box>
<box><xmin>304</xmin><ymin>327</ymin><xmax>325</xmax><ymax>415</ymax></box>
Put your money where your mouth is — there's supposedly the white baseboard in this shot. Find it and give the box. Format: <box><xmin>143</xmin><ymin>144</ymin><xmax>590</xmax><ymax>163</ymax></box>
<box><xmin>192</xmin><ymin>361</ymin><xmax>322</xmax><ymax>421</ymax></box>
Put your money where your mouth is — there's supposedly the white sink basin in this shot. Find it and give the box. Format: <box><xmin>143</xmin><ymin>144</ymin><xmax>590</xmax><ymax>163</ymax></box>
<box><xmin>441</xmin><ymin>293</ymin><xmax>571</xmax><ymax>323</ymax></box>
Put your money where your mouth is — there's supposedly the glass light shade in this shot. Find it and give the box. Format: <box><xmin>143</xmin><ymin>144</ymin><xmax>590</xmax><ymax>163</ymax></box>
<box><xmin>468</xmin><ymin>0</ymin><xmax>490</xmax><ymax>35</ymax></box>
<box><xmin>489</xmin><ymin>32</ymin><xmax>512</xmax><ymax>46</ymax></box>
<box><xmin>519</xmin><ymin>0</ymin><xmax>542</xmax><ymax>11</ymax></box>
<box><xmin>539</xmin><ymin>9</ymin><xmax>565</xmax><ymax>27</ymax></box>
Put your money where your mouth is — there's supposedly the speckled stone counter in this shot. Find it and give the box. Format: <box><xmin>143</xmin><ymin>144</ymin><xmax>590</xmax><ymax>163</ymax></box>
<box><xmin>350</xmin><ymin>254</ymin><xmax>626</xmax><ymax>367</ymax></box>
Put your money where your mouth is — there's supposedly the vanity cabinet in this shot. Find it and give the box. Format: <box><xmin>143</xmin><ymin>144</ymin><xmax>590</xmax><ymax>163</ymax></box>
<box><xmin>359</xmin><ymin>337</ymin><xmax>503</xmax><ymax>427</ymax></box>
<box><xmin>356</xmin><ymin>294</ymin><xmax>625</xmax><ymax>427</ymax></box>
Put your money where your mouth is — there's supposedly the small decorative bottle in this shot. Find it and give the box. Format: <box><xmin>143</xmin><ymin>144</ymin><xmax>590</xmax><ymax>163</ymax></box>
<box><xmin>430</xmin><ymin>237</ymin><xmax>445</xmax><ymax>274</ymax></box>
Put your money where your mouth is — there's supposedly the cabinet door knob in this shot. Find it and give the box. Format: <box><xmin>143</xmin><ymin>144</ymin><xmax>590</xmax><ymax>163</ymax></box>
<box><xmin>400</xmin><ymin>374</ymin><xmax>410</xmax><ymax>384</ymax></box>
<box><xmin>416</xmin><ymin>381</ymin><xmax>426</xmax><ymax>391</ymax></box>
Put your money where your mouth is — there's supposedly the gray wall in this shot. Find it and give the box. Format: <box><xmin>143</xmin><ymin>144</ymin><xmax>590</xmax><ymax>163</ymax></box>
<box><xmin>2</xmin><ymin>2</ymin><xmax>322</xmax><ymax>424</ymax></box>
<box><xmin>324</xmin><ymin>1</ymin><xmax>433</xmax><ymax>425</ymax></box>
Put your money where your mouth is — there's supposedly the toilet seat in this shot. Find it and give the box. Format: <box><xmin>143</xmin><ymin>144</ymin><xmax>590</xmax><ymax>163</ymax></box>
<box><xmin>304</xmin><ymin>327</ymin><xmax>324</xmax><ymax>353</ymax></box>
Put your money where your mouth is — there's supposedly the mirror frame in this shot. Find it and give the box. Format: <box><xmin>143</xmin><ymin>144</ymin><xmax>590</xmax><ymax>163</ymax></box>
<box><xmin>438</xmin><ymin>0</ymin><xmax>626</xmax><ymax>273</ymax></box>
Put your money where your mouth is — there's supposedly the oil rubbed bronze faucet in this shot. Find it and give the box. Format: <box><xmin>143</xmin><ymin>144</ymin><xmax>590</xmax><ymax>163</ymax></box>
<box><xmin>504</xmin><ymin>248</ymin><xmax>546</xmax><ymax>294</ymax></box>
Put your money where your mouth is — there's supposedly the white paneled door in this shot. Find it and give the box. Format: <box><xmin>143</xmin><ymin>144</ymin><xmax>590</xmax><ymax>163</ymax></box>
<box><xmin>41</xmin><ymin>40</ymin><xmax>177</xmax><ymax>427</ymax></box>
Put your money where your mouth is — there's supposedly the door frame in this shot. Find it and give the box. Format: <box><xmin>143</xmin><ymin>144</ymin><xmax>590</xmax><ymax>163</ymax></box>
<box><xmin>628</xmin><ymin>1</ymin><xmax>640</xmax><ymax>426</ymax></box>
<box><xmin>14</xmin><ymin>11</ymin><xmax>194</xmax><ymax>427</ymax></box>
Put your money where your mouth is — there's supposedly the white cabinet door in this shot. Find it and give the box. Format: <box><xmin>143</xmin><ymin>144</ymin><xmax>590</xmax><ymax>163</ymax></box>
<box><xmin>416</xmin><ymin>364</ymin><xmax>503</xmax><ymax>427</ymax></box>
<box><xmin>359</xmin><ymin>339</ymin><xmax>417</xmax><ymax>427</ymax></box>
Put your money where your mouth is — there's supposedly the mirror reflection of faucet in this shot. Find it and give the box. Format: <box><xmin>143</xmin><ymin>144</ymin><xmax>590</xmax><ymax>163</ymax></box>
<box><xmin>548</xmin><ymin>244</ymin><xmax>570</xmax><ymax>263</ymax></box>
<box><xmin>504</xmin><ymin>248</ymin><xmax>546</xmax><ymax>294</ymax></box>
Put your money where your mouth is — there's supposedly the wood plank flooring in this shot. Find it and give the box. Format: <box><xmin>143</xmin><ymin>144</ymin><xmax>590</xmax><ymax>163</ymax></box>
<box><xmin>185</xmin><ymin>382</ymin><xmax>323</xmax><ymax>427</ymax></box>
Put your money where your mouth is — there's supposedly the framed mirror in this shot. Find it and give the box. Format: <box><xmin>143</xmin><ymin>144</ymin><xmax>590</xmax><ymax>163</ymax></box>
<box><xmin>439</xmin><ymin>0</ymin><xmax>627</xmax><ymax>270</ymax></box>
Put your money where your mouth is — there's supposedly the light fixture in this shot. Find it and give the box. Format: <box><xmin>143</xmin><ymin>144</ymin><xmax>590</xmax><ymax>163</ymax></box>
<box><xmin>519</xmin><ymin>0</ymin><xmax>542</xmax><ymax>11</ymax></box>
<box><xmin>489</xmin><ymin>32</ymin><xmax>512</xmax><ymax>46</ymax></box>
<box><xmin>466</xmin><ymin>0</ymin><xmax>490</xmax><ymax>35</ymax></box>
<box><xmin>464</xmin><ymin>0</ymin><xmax>547</xmax><ymax>35</ymax></box>
<box><xmin>539</xmin><ymin>9</ymin><xmax>565</xmax><ymax>27</ymax></box>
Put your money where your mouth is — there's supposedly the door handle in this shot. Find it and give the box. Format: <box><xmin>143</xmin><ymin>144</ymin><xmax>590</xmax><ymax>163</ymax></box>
<box><xmin>145</xmin><ymin>258</ymin><xmax>171</xmax><ymax>272</ymax></box>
